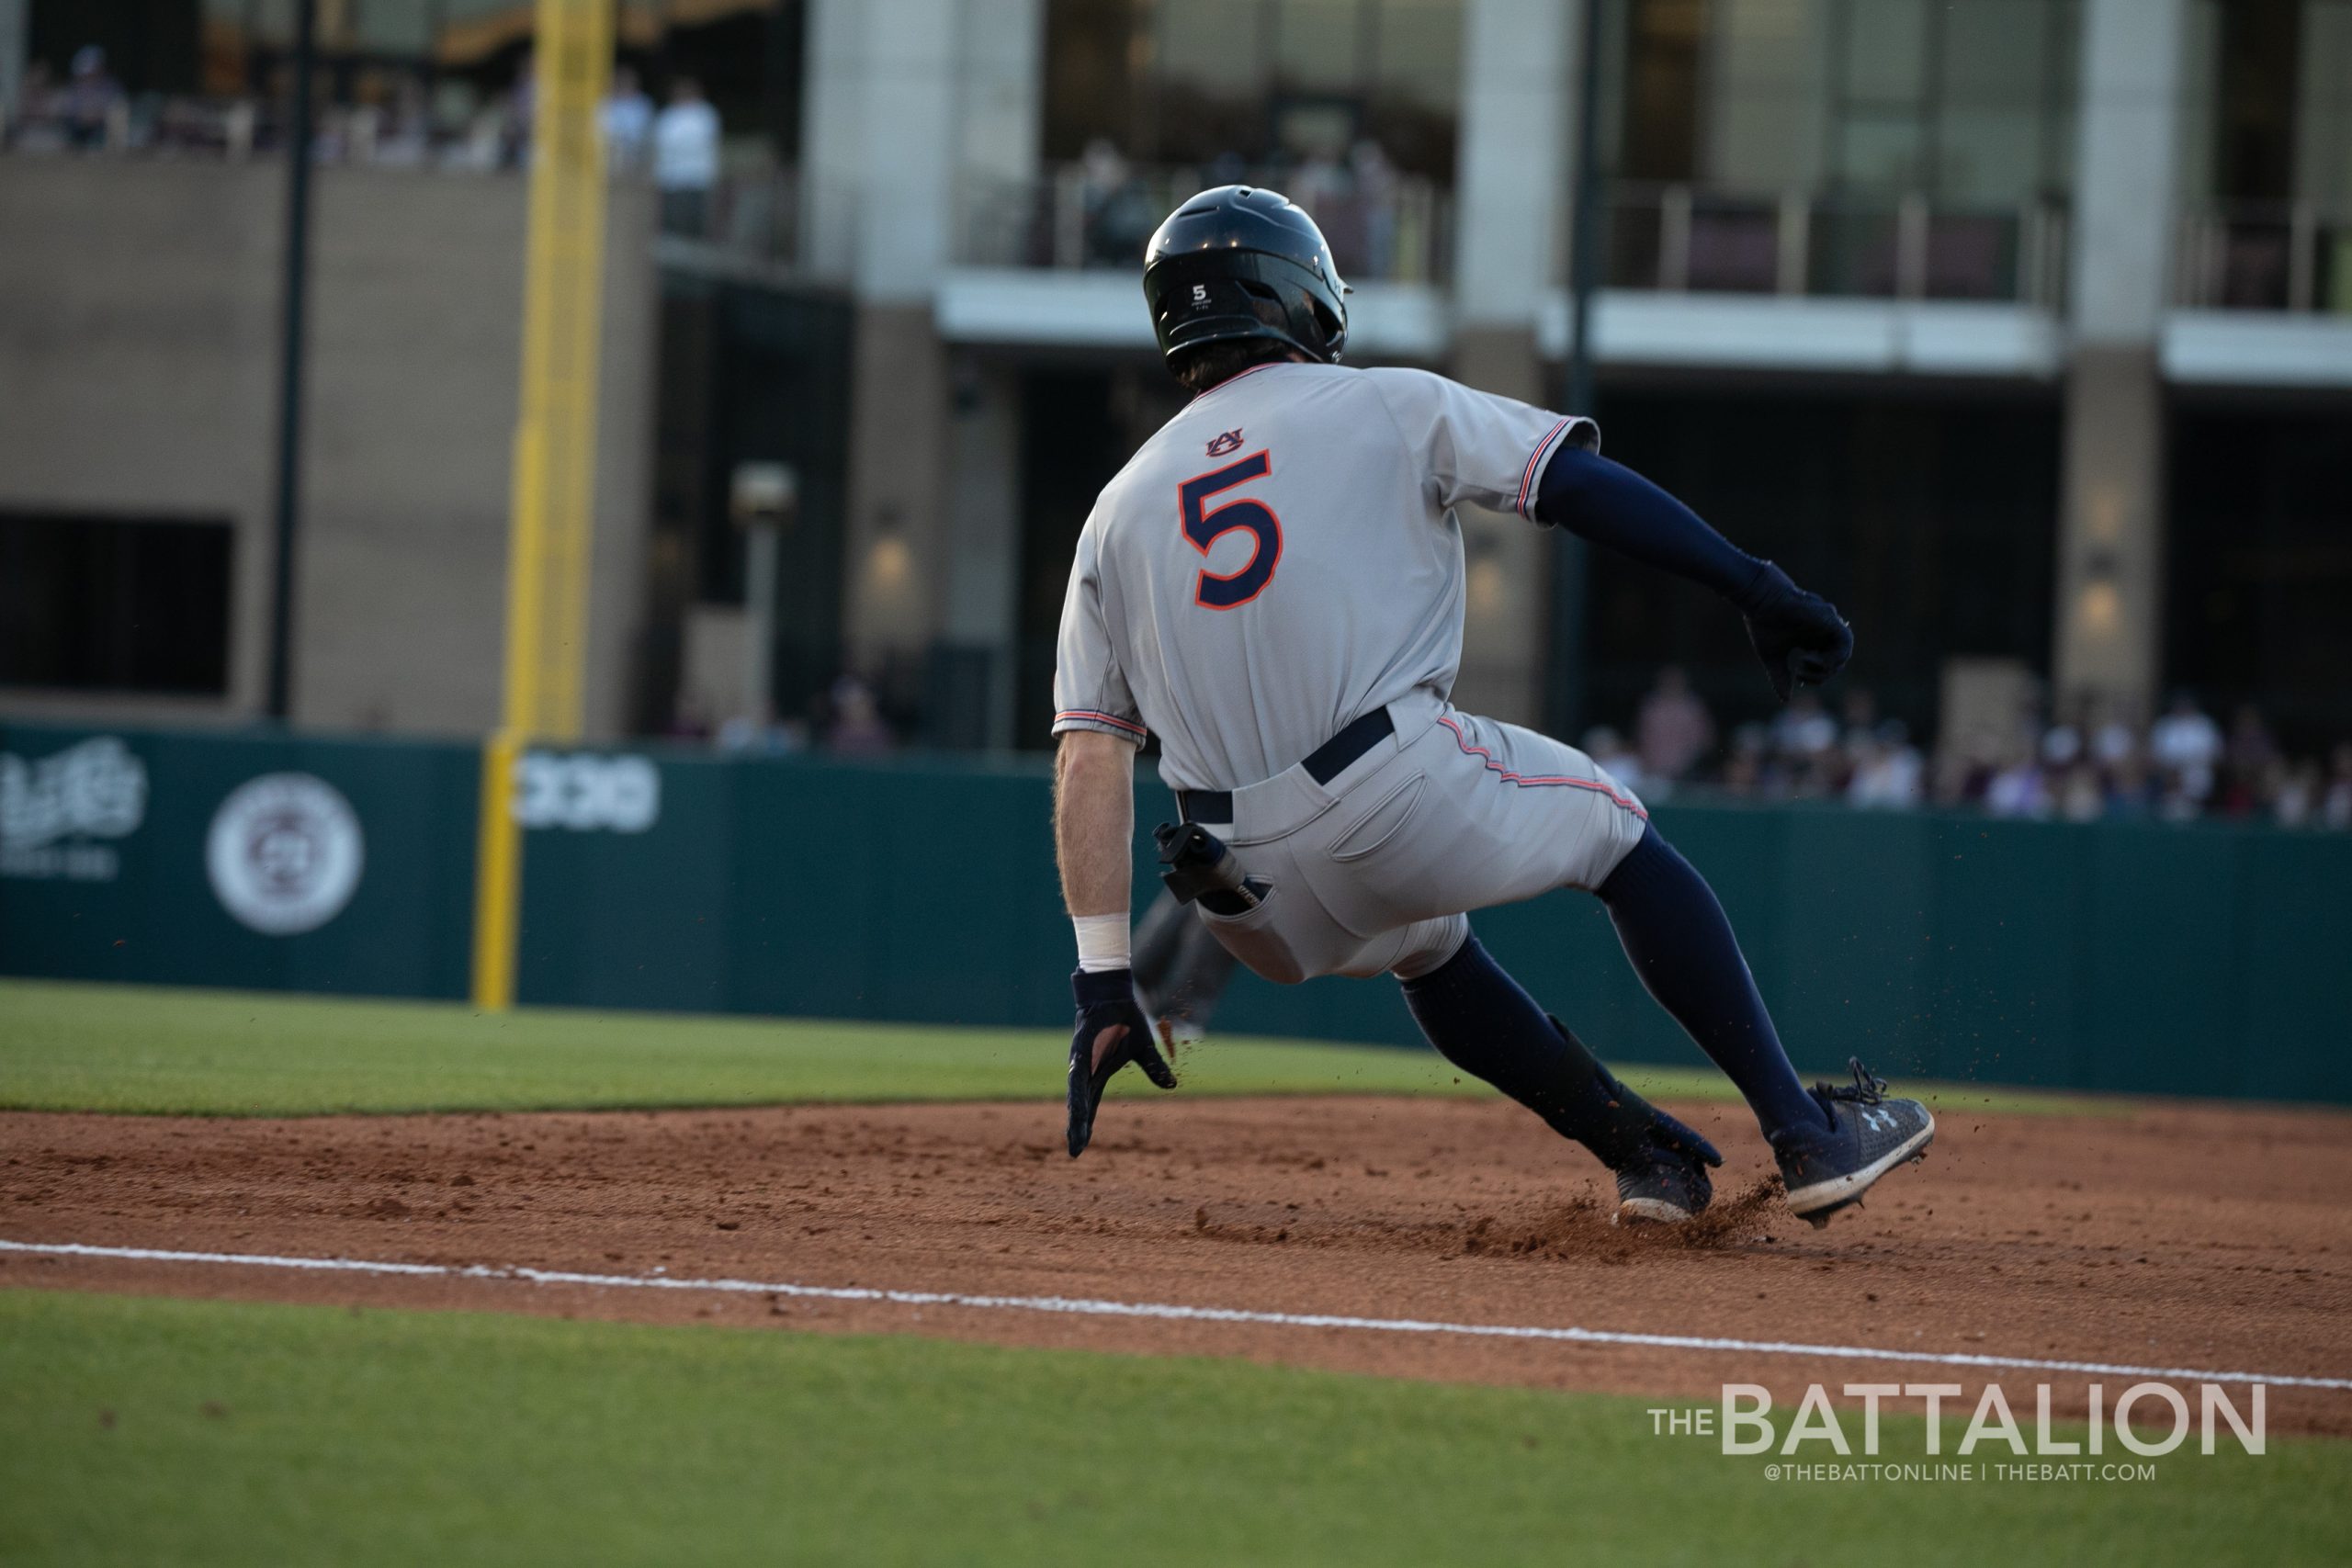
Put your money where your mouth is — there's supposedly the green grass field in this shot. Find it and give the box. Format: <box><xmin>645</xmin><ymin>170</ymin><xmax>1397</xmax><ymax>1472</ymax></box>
<box><xmin>0</xmin><ymin>979</ymin><xmax>2305</xmax><ymax>1564</ymax></box>
<box><xmin>0</xmin><ymin>978</ymin><xmax>2106</xmax><ymax>1118</ymax></box>
<box><xmin>3</xmin><ymin>1290</ymin><xmax>2341</xmax><ymax>1568</ymax></box>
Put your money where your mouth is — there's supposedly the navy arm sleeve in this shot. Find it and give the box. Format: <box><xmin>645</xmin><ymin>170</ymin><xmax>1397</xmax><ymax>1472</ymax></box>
<box><xmin>1532</xmin><ymin>446</ymin><xmax>1776</xmax><ymax>608</ymax></box>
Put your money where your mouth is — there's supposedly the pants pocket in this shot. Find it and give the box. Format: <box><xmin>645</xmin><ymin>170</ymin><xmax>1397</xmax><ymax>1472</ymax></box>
<box><xmin>1327</xmin><ymin>772</ymin><xmax>1427</xmax><ymax>863</ymax></box>
<box><xmin>1195</xmin><ymin>878</ymin><xmax>1308</xmax><ymax>986</ymax></box>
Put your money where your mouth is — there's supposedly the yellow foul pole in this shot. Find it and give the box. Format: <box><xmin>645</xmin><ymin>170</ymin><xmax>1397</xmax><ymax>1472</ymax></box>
<box><xmin>472</xmin><ymin>0</ymin><xmax>613</xmax><ymax>1010</ymax></box>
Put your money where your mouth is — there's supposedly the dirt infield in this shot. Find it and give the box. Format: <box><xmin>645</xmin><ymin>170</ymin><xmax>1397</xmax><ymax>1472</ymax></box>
<box><xmin>5</xmin><ymin>1093</ymin><xmax>2349</xmax><ymax>1434</ymax></box>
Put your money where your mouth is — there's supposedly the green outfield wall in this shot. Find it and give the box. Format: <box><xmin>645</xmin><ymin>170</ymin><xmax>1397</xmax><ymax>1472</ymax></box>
<box><xmin>5</xmin><ymin>719</ymin><xmax>2346</xmax><ymax>1101</ymax></box>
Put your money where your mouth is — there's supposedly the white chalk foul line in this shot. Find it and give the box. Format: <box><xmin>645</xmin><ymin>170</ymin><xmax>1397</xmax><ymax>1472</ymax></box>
<box><xmin>6</xmin><ymin>1235</ymin><xmax>2347</xmax><ymax>1393</ymax></box>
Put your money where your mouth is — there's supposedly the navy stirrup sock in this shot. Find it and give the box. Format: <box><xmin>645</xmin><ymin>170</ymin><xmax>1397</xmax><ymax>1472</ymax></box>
<box><xmin>1399</xmin><ymin>935</ymin><xmax>1651</xmax><ymax>1166</ymax></box>
<box><xmin>1596</xmin><ymin>825</ymin><xmax>1826</xmax><ymax>1140</ymax></box>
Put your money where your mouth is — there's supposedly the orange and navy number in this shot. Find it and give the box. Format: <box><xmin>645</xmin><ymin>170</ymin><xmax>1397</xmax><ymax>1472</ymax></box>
<box><xmin>1179</xmin><ymin>449</ymin><xmax>1282</xmax><ymax>609</ymax></box>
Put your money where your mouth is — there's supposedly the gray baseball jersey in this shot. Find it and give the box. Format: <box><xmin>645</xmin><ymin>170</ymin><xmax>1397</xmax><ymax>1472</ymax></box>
<box><xmin>1051</xmin><ymin>361</ymin><xmax>1597</xmax><ymax>791</ymax></box>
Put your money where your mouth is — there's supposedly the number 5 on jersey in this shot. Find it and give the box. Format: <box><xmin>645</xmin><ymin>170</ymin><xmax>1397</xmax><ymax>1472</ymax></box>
<box><xmin>1180</xmin><ymin>450</ymin><xmax>1281</xmax><ymax>609</ymax></box>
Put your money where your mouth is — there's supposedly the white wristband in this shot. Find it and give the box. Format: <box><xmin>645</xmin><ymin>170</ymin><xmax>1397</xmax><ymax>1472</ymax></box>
<box><xmin>1072</xmin><ymin>913</ymin><xmax>1131</xmax><ymax>973</ymax></box>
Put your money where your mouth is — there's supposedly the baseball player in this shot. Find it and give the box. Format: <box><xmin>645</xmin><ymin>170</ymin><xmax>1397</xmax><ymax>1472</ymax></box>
<box><xmin>1052</xmin><ymin>186</ymin><xmax>1932</xmax><ymax>1227</ymax></box>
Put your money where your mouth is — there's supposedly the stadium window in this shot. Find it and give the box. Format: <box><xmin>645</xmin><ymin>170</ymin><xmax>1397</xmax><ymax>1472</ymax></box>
<box><xmin>2298</xmin><ymin>1</ymin><xmax>2352</xmax><ymax>215</ymax></box>
<box><xmin>1045</xmin><ymin>0</ymin><xmax>1461</xmax><ymax>182</ymax></box>
<box><xmin>0</xmin><ymin>514</ymin><xmax>234</xmax><ymax>697</ymax></box>
<box><xmin>1826</xmin><ymin>0</ymin><xmax>1931</xmax><ymax>193</ymax></box>
<box><xmin>1672</xmin><ymin>0</ymin><xmax>2082</xmax><ymax>204</ymax></box>
<box><xmin>1702</xmin><ymin>0</ymin><xmax>1833</xmax><ymax>194</ymax></box>
<box><xmin>2165</xmin><ymin>400</ymin><xmax>2352</xmax><ymax>750</ymax></box>
<box><xmin>1154</xmin><ymin>0</ymin><xmax>1280</xmax><ymax>165</ymax></box>
<box><xmin>1622</xmin><ymin>0</ymin><xmax>1705</xmax><ymax>183</ymax></box>
<box><xmin>1274</xmin><ymin>0</ymin><xmax>1366</xmax><ymax>95</ymax></box>
<box><xmin>1041</xmin><ymin>0</ymin><xmax>1148</xmax><ymax>160</ymax></box>
<box><xmin>1931</xmin><ymin>0</ymin><xmax>2078</xmax><ymax>205</ymax></box>
<box><xmin>1581</xmin><ymin>386</ymin><xmax>2060</xmax><ymax>741</ymax></box>
<box><xmin>27</xmin><ymin>0</ymin><xmax>201</xmax><ymax>94</ymax></box>
<box><xmin>1364</xmin><ymin>0</ymin><xmax>1460</xmax><ymax>178</ymax></box>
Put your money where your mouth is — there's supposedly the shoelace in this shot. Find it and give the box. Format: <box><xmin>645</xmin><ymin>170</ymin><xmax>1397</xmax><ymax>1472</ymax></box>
<box><xmin>1809</xmin><ymin>1056</ymin><xmax>1889</xmax><ymax>1127</ymax></box>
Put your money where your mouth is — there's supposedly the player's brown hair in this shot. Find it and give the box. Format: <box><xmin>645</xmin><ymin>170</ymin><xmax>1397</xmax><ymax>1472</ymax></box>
<box><xmin>1171</xmin><ymin>339</ymin><xmax>1300</xmax><ymax>396</ymax></box>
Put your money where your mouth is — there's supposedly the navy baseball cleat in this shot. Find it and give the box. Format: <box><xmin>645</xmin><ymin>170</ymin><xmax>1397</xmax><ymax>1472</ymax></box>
<box><xmin>1611</xmin><ymin>1108</ymin><xmax>1724</xmax><ymax>1226</ymax></box>
<box><xmin>1770</xmin><ymin>1059</ymin><xmax>1934</xmax><ymax>1226</ymax></box>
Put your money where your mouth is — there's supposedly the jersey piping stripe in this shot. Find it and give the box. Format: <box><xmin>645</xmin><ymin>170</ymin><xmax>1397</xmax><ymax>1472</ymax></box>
<box><xmin>1056</xmin><ymin>709</ymin><xmax>1148</xmax><ymax>738</ymax></box>
<box><xmin>1189</xmin><ymin>362</ymin><xmax>1287</xmax><ymax>402</ymax></box>
<box><xmin>1513</xmin><ymin>417</ymin><xmax>1575</xmax><ymax>517</ymax></box>
<box><xmin>1435</xmin><ymin>715</ymin><xmax>1648</xmax><ymax>818</ymax></box>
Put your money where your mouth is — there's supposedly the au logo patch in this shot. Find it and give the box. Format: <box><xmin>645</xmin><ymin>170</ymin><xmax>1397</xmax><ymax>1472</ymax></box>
<box><xmin>1206</xmin><ymin>428</ymin><xmax>1244</xmax><ymax>457</ymax></box>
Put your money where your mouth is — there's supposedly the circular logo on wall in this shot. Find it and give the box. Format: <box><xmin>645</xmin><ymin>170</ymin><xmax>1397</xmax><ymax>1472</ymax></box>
<box><xmin>206</xmin><ymin>773</ymin><xmax>366</xmax><ymax>935</ymax></box>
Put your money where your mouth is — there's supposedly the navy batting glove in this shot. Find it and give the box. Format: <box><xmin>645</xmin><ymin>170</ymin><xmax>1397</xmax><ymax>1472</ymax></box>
<box><xmin>1736</xmin><ymin>561</ymin><xmax>1853</xmax><ymax>702</ymax></box>
<box><xmin>1067</xmin><ymin>968</ymin><xmax>1179</xmax><ymax>1158</ymax></box>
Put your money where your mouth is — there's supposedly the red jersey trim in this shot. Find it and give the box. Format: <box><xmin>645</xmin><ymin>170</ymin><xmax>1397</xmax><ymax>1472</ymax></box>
<box><xmin>1436</xmin><ymin>715</ymin><xmax>1648</xmax><ymax>818</ymax></box>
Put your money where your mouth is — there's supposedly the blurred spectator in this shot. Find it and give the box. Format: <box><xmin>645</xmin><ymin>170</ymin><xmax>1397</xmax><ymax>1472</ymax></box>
<box><xmin>1719</xmin><ymin>723</ymin><xmax>1771</xmax><ymax>797</ymax></box>
<box><xmin>1929</xmin><ymin>727</ymin><xmax>1990</xmax><ymax>807</ymax></box>
<box><xmin>7</xmin><ymin>61</ymin><xmax>56</xmax><ymax>147</ymax></box>
<box><xmin>453</xmin><ymin>96</ymin><xmax>509</xmax><ymax>172</ymax></box>
<box><xmin>1291</xmin><ymin>146</ymin><xmax>1347</xmax><ymax>216</ymax></box>
<box><xmin>1080</xmin><ymin>137</ymin><xmax>1126</xmax><ymax>196</ymax></box>
<box><xmin>665</xmin><ymin>695</ymin><xmax>714</xmax><ymax>743</ymax></box>
<box><xmin>1838</xmin><ymin>687</ymin><xmax>1878</xmax><ymax>740</ymax></box>
<box><xmin>2041</xmin><ymin>702</ymin><xmax>2084</xmax><ymax>769</ymax></box>
<box><xmin>601</xmin><ymin>66</ymin><xmax>655</xmax><ymax>174</ymax></box>
<box><xmin>371</xmin><ymin>81</ymin><xmax>434</xmax><ymax>167</ymax></box>
<box><xmin>1847</xmin><ymin>721</ymin><xmax>1924</xmax><ymax>809</ymax></box>
<box><xmin>717</xmin><ymin>701</ymin><xmax>806</xmax><ymax>755</ymax></box>
<box><xmin>1349</xmin><ymin>141</ymin><xmax>1399</xmax><ymax>279</ymax></box>
<box><xmin>2105</xmin><ymin>748</ymin><xmax>2155</xmax><ymax>819</ymax></box>
<box><xmin>1079</xmin><ymin>139</ymin><xmax>1157</xmax><ymax>267</ymax></box>
<box><xmin>2273</xmin><ymin>761</ymin><xmax>2320</xmax><ymax>828</ymax></box>
<box><xmin>503</xmin><ymin>53</ymin><xmax>537</xmax><ymax>167</ymax></box>
<box><xmin>2149</xmin><ymin>691</ymin><xmax>2222</xmax><ymax>806</ymax></box>
<box><xmin>2325</xmin><ymin>744</ymin><xmax>2352</xmax><ymax>831</ymax></box>
<box><xmin>2218</xmin><ymin>704</ymin><xmax>2279</xmax><ymax>816</ymax></box>
<box><xmin>824</xmin><ymin>677</ymin><xmax>895</xmax><ymax>756</ymax></box>
<box><xmin>59</xmin><ymin>47</ymin><xmax>126</xmax><ymax>150</ymax></box>
<box><xmin>1581</xmin><ymin>726</ymin><xmax>1646</xmax><ymax>798</ymax></box>
<box><xmin>2053</xmin><ymin>761</ymin><xmax>2106</xmax><ymax>823</ymax></box>
<box><xmin>2086</xmin><ymin>698</ymin><xmax>2138</xmax><ymax>769</ymax></box>
<box><xmin>1770</xmin><ymin>691</ymin><xmax>1838</xmax><ymax>760</ymax></box>
<box><xmin>1984</xmin><ymin>739</ymin><xmax>2051</xmax><ymax>818</ymax></box>
<box><xmin>653</xmin><ymin>78</ymin><xmax>720</xmax><ymax>236</ymax></box>
<box><xmin>1634</xmin><ymin>666</ymin><xmax>1713</xmax><ymax>784</ymax></box>
<box><xmin>1586</xmin><ymin>668</ymin><xmax>2343</xmax><ymax>830</ymax></box>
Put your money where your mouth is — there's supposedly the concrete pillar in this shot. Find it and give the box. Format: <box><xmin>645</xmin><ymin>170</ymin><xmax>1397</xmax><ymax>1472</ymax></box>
<box><xmin>0</xmin><ymin>0</ymin><xmax>25</xmax><ymax>130</ymax></box>
<box><xmin>2054</xmin><ymin>0</ymin><xmax>2188</xmax><ymax>721</ymax></box>
<box><xmin>798</xmin><ymin>1</ymin><xmax>864</xmax><ymax>283</ymax></box>
<box><xmin>956</xmin><ymin>0</ymin><xmax>1043</xmax><ymax>193</ymax></box>
<box><xmin>822</xmin><ymin>0</ymin><xmax>1043</xmax><ymax>706</ymax></box>
<box><xmin>854</xmin><ymin>0</ymin><xmax>959</xmax><ymax>303</ymax></box>
<box><xmin>929</xmin><ymin>2</ymin><xmax>1038</xmax><ymax>744</ymax></box>
<box><xmin>842</xmin><ymin>303</ymin><xmax>951</xmax><ymax>672</ymax></box>
<box><xmin>1448</xmin><ymin>0</ymin><xmax>1576</xmax><ymax>728</ymax></box>
<box><xmin>940</xmin><ymin>358</ymin><xmax>1023</xmax><ymax>746</ymax></box>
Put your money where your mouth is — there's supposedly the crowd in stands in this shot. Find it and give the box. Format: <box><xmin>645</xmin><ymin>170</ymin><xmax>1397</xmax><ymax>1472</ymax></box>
<box><xmin>672</xmin><ymin>676</ymin><xmax>899</xmax><ymax>759</ymax></box>
<box><xmin>6</xmin><ymin>47</ymin><xmax>726</xmax><ymax>237</ymax></box>
<box><xmin>1054</xmin><ymin>136</ymin><xmax>1436</xmax><ymax>282</ymax></box>
<box><xmin>1582</xmin><ymin>671</ymin><xmax>2352</xmax><ymax>828</ymax></box>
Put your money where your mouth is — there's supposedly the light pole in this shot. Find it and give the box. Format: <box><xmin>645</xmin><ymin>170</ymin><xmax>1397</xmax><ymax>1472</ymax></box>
<box><xmin>1547</xmin><ymin>0</ymin><xmax>1608</xmax><ymax>743</ymax></box>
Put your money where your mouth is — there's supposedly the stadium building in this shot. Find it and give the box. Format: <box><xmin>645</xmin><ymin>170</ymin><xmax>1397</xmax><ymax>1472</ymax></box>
<box><xmin>3</xmin><ymin>0</ymin><xmax>2347</xmax><ymax>764</ymax></box>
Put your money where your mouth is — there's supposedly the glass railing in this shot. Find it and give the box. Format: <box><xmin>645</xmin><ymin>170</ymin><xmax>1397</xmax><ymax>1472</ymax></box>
<box><xmin>955</xmin><ymin>164</ymin><xmax>1453</xmax><ymax>285</ymax></box>
<box><xmin>2175</xmin><ymin>205</ymin><xmax>2352</xmax><ymax>313</ymax></box>
<box><xmin>1599</xmin><ymin>183</ymin><xmax>2068</xmax><ymax>307</ymax></box>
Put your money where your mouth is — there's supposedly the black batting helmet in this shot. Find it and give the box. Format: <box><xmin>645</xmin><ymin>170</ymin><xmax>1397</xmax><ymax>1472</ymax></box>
<box><xmin>1141</xmin><ymin>186</ymin><xmax>1351</xmax><ymax>371</ymax></box>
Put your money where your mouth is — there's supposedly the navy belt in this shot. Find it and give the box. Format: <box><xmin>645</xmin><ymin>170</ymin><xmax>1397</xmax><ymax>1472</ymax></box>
<box><xmin>1177</xmin><ymin>706</ymin><xmax>1396</xmax><ymax>824</ymax></box>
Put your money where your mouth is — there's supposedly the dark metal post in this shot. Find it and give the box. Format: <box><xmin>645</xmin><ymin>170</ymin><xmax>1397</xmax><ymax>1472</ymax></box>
<box><xmin>1546</xmin><ymin>0</ymin><xmax>1609</xmax><ymax>742</ymax></box>
<box><xmin>266</xmin><ymin>0</ymin><xmax>318</xmax><ymax>722</ymax></box>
